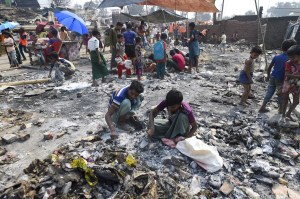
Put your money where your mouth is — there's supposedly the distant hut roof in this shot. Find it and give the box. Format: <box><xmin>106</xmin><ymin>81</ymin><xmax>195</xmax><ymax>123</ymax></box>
<box><xmin>15</xmin><ymin>0</ymin><xmax>40</xmax><ymax>8</ymax></box>
<box><xmin>229</xmin><ymin>15</ymin><xmax>258</xmax><ymax>21</ymax></box>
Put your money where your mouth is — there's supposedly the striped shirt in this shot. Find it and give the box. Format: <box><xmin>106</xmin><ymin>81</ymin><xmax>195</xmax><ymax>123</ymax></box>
<box><xmin>109</xmin><ymin>86</ymin><xmax>130</xmax><ymax>108</ymax></box>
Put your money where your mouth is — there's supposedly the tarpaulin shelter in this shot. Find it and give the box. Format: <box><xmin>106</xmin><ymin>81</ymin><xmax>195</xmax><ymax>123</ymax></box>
<box><xmin>99</xmin><ymin>0</ymin><xmax>144</xmax><ymax>8</ymax></box>
<box><xmin>121</xmin><ymin>9</ymin><xmax>187</xmax><ymax>23</ymax></box>
<box><xmin>139</xmin><ymin>0</ymin><xmax>218</xmax><ymax>12</ymax></box>
<box><xmin>99</xmin><ymin>0</ymin><xmax>218</xmax><ymax>13</ymax></box>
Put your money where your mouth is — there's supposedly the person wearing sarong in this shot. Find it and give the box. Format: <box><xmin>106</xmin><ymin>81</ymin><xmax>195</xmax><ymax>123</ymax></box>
<box><xmin>188</xmin><ymin>22</ymin><xmax>200</xmax><ymax>73</ymax></box>
<box><xmin>105</xmin><ymin>81</ymin><xmax>144</xmax><ymax>139</ymax></box>
<box><xmin>148</xmin><ymin>89</ymin><xmax>197</xmax><ymax>140</ymax></box>
<box><xmin>88</xmin><ymin>30</ymin><xmax>109</xmax><ymax>87</ymax></box>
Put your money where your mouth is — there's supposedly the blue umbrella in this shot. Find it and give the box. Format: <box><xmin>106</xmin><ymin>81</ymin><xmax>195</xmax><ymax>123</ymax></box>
<box><xmin>0</xmin><ymin>21</ymin><xmax>20</xmax><ymax>32</ymax></box>
<box><xmin>54</xmin><ymin>10</ymin><xmax>88</xmax><ymax>35</ymax></box>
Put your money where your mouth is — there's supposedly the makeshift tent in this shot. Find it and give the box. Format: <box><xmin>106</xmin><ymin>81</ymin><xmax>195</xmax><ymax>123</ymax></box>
<box><xmin>99</xmin><ymin>0</ymin><xmax>144</xmax><ymax>8</ymax></box>
<box><xmin>99</xmin><ymin>0</ymin><xmax>218</xmax><ymax>12</ymax></box>
<box><xmin>121</xmin><ymin>9</ymin><xmax>187</xmax><ymax>23</ymax></box>
<box><xmin>284</xmin><ymin>21</ymin><xmax>300</xmax><ymax>43</ymax></box>
<box><xmin>139</xmin><ymin>0</ymin><xmax>218</xmax><ymax>12</ymax></box>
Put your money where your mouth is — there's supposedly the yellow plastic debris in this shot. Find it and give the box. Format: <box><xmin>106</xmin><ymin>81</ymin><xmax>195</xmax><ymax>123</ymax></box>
<box><xmin>84</xmin><ymin>168</ymin><xmax>98</xmax><ymax>186</ymax></box>
<box><xmin>71</xmin><ymin>157</ymin><xmax>98</xmax><ymax>186</ymax></box>
<box><xmin>71</xmin><ymin>157</ymin><xmax>87</xmax><ymax>170</ymax></box>
<box><xmin>126</xmin><ymin>154</ymin><xmax>137</xmax><ymax>167</ymax></box>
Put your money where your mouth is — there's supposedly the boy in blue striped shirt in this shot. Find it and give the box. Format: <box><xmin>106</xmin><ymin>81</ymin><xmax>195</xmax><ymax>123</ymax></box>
<box><xmin>105</xmin><ymin>80</ymin><xmax>144</xmax><ymax>139</ymax></box>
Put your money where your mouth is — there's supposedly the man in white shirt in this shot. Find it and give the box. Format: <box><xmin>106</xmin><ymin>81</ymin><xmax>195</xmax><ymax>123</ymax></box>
<box><xmin>3</xmin><ymin>32</ymin><xmax>19</xmax><ymax>68</ymax></box>
<box><xmin>88</xmin><ymin>30</ymin><xmax>109</xmax><ymax>86</ymax></box>
<box><xmin>220</xmin><ymin>32</ymin><xmax>227</xmax><ymax>54</ymax></box>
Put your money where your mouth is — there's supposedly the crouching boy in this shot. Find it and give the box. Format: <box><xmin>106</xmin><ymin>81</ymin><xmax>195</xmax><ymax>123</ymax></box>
<box><xmin>48</xmin><ymin>52</ymin><xmax>76</xmax><ymax>81</ymax></box>
<box><xmin>148</xmin><ymin>89</ymin><xmax>197</xmax><ymax>139</ymax></box>
<box><xmin>105</xmin><ymin>80</ymin><xmax>144</xmax><ymax>139</ymax></box>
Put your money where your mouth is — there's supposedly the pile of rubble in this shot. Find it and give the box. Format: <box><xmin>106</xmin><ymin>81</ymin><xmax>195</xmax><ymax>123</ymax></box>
<box><xmin>0</xmin><ymin>4</ymin><xmax>40</xmax><ymax>24</ymax></box>
<box><xmin>0</xmin><ymin>48</ymin><xmax>299</xmax><ymax>198</ymax></box>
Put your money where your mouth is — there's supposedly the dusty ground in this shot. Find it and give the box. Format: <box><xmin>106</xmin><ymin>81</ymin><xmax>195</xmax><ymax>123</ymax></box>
<box><xmin>0</xmin><ymin>45</ymin><xmax>299</xmax><ymax>198</ymax></box>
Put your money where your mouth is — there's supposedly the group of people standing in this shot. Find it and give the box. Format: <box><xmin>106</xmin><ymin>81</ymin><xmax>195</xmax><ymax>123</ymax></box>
<box><xmin>239</xmin><ymin>39</ymin><xmax>300</xmax><ymax>122</ymax></box>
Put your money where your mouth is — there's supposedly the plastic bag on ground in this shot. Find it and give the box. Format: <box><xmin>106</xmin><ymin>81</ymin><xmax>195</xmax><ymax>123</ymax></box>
<box><xmin>176</xmin><ymin>136</ymin><xmax>223</xmax><ymax>173</ymax></box>
<box><xmin>125</xmin><ymin>154</ymin><xmax>137</xmax><ymax>167</ymax></box>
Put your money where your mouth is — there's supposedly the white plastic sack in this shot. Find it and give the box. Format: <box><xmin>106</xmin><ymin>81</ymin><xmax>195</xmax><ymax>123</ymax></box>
<box><xmin>176</xmin><ymin>136</ymin><xmax>223</xmax><ymax>173</ymax></box>
<box><xmin>124</xmin><ymin>60</ymin><xmax>132</xmax><ymax>69</ymax></box>
<box><xmin>115</xmin><ymin>57</ymin><xmax>123</xmax><ymax>64</ymax></box>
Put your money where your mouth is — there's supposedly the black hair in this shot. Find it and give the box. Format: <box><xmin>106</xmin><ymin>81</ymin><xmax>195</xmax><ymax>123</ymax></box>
<box><xmin>110</xmin><ymin>25</ymin><xmax>114</xmax><ymax>28</ymax></box>
<box><xmin>117</xmin><ymin>34</ymin><xmax>123</xmax><ymax>39</ymax></box>
<box><xmin>287</xmin><ymin>45</ymin><xmax>300</xmax><ymax>56</ymax></box>
<box><xmin>135</xmin><ymin>36</ymin><xmax>142</xmax><ymax>43</ymax></box>
<box><xmin>166</xmin><ymin>89</ymin><xmax>183</xmax><ymax>106</ymax></box>
<box><xmin>282</xmin><ymin>39</ymin><xmax>297</xmax><ymax>52</ymax></box>
<box><xmin>61</xmin><ymin>26</ymin><xmax>67</xmax><ymax>32</ymax></box>
<box><xmin>161</xmin><ymin>33</ymin><xmax>167</xmax><ymax>40</ymax></box>
<box><xmin>129</xmin><ymin>80</ymin><xmax>144</xmax><ymax>94</ymax></box>
<box><xmin>116</xmin><ymin>22</ymin><xmax>123</xmax><ymax>27</ymax></box>
<box><xmin>174</xmin><ymin>48</ymin><xmax>180</xmax><ymax>54</ymax></box>
<box><xmin>3</xmin><ymin>32</ymin><xmax>11</xmax><ymax>37</ymax></box>
<box><xmin>92</xmin><ymin>30</ymin><xmax>100</xmax><ymax>37</ymax></box>
<box><xmin>19</xmin><ymin>27</ymin><xmax>25</xmax><ymax>34</ymax></box>
<box><xmin>148</xmin><ymin>53</ymin><xmax>154</xmax><ymax>61</ymax></box>
<box><xmin>51</xmin><ymin>28</ymin><xmax>58</xmax><ymax>37</ymax></box>
<box><xmin>189</xmin><ymin>22</ymin><xmax>195</xmax><ymax>29</ymax></box>
<box><xmin>250</xmin><ymin>46</ymin><xmax>263</xmax><ymax>55</ymax></box>
<box><xmin>50</xmin><ymin>51</ymin><xmax>59</xmax><ymax>60</ymax></box>
<box><xmin>127</xmin><ymin>23</ymin><xmax>132</xmax><ymax>29</ymax></box>
<box><xmin>170</xmin><ymin>50</ymin><xmax>176</xmax><ymax>56</ymax></box>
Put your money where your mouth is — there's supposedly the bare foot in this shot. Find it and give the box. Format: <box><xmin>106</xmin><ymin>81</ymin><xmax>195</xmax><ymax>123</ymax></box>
<box><xmin>279</xmin><ymin>116</ymin><xmax>286</xmax><ymax>123</ymax></box>
<box><xmin>286</xmin><ymin>115</ymin><xmax>296</xmax><ymax>122</ymax></box>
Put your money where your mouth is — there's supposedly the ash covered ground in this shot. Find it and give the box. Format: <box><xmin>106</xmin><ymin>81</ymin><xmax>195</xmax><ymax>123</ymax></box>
<box><xmin>0</xmin><ymin>46</ymin><xmax>299</xmax><ymax>198</ymax></box>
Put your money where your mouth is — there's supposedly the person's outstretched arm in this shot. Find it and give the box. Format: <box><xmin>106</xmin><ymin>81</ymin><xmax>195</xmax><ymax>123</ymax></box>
<box><xmin>105</xmin><ymin>106</ymin><xmax>118</xmax><ymax>139</ymax></box>
<box><xmin>186</xmin><ymin>121</ymin><xmax>197</xmax><ymax>138</ymax></box>
<box><xmin>148</xmin><ymin>107</ymin><xmax>159</xmax><ymax>137</ymax></box>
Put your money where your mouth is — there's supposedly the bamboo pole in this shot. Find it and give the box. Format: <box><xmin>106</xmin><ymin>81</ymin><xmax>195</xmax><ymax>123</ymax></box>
<box><xmin>221</xmin><ymin>0</ymin><xmax>225</xmax><ymax>20</ymax></box>
<box><xmin>254</xmin><ymin>0</ymin><xmax>268</xmax><ymax>71</ymax></box>
<box><xmin>0</xmin><ymin>78</ymin><xmax>51</xmax><ymax>87</ymax></box>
